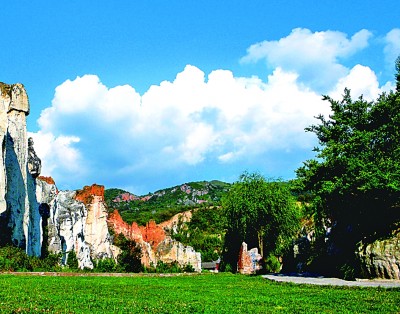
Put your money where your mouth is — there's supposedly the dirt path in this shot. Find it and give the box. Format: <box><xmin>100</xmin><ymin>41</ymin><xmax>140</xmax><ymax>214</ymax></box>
<box><xmin>263</xmin><ymin>274</ymin><xmax>400</xmax><ymax>288</ymax></box>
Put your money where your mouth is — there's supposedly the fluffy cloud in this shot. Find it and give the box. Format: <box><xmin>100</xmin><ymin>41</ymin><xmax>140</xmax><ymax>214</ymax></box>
<box><xmin>31</xmin><ymin>66</ymin><xmax>329</xmax><ymax>191</ymax></box>
<box><xmin>329</xmin><ymin>65</ymin><xmax>382</xmax><ymax>101</ymax></box>
<box><xmin>384</xmin><ymin>28</ymin><xmax>400</xmax><ymax>67</ymax></box>
<box><xmin>241</xmin><ymin>28</ymin><xmax>372</xmax><ymax>92</ymax></box>
<box><xmin>28</xmin><ymin>131</ymin><xmax>83</xmax><ymax>185</ymax></box>
<box><xmin>30</xmin><ymin>28</ymin><xmax>396</xmax><ymax>193</ymax></box>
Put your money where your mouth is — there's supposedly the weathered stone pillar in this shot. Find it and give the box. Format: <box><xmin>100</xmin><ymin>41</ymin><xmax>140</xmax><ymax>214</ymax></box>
<box><xmin>0</xmin><ymin>84</ymin><xmax>9</xmax><ymax>215</ymax></box>
<box><xmin>0</xmin><ymin>82</ymin><xmax>42</xmax><ymax>255</ymax></box>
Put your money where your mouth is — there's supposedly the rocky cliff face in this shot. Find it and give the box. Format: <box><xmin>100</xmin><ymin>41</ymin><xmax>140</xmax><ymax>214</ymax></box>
<box><xmin>1</xmin><ymin>82</ymin><xmax>115</xmax><ymax>269</ymax></box>
<box><xmin>76</xmin><ymin>185</ymin><xmax>116</xmax><ymax>262</ymax></box>
<box><xmin>108</xmin><ymin>209</ymin><xmax>201</xmax><ymax>271</ymax></box>
<box><xmin>0</xmin><ymin>82</ymin><xmax>42</xmax><ymax>255</ymax></box>
<box><xmin>36</xmin><ymin>182</ymin><xmax>116</xmax><ymax>269</ymax></box>
<box><xmin>356</xmin><ymin>232</ymin><xmax>400</xmax><ymax>280</ymax></box>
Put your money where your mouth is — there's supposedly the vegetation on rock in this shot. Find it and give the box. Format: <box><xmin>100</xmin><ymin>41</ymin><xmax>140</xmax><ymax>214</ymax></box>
<box><xmin>172</xmin><ymin>206</ymin><xmax>226</xmax><ymax>261</ymax></box>
<box><xmin>105</xmin><ymin>180</ymin><xmax>231</xmax><ymax>225</ymax></box>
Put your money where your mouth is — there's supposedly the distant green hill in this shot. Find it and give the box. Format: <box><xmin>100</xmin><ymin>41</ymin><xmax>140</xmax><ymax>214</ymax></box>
<box><xmin>105</xmin><ymin>180</ymin><xmax>231</xmax><ymax>226</ymax></box>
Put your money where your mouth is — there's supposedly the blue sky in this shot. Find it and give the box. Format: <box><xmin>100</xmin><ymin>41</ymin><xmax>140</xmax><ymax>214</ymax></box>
<box><xmin>1</xmin><ymin>1</ymin><xmax>399</xmax><ymax>194</ymax></box>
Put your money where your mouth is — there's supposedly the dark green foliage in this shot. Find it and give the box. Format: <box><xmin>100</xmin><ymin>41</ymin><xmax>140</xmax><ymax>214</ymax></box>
<box><xmin>264</xmin><ymin>253</ymin><xmax>282</xmax><ymax>273</ymax></box>
<box><xmin>396</xmin><ymin>55</ymin><xmax>400</xmax><ymax>92</ymax></box>
<box><xmin>94</xmin><ymin>258</ymin><xmax>118</xmax><ymax>273</ymax></box>
<box><xmin>172</xmin><ymin>206</ymin><xmax>226</xmax><ymax>261</ymax></box>
<box><xmin>0</xmin><ymin>246</ymin><xmax>62</xmax><ymax>272</ymax></box>
<box><xmin>104</xmin><ymin>188</ymin><xmax>129</xmax><ymax>206</ymax></box>
<box><xmin>114</xmin><ymin>234</ymin><xmax>143</xmax><ymax>273</ymax></box>
<box><xmin>296</xmin><ymin>57</ymin><xmax>400</xmax><ymax>276</ymax></box>
<box><xmin>0</xmin><ymin>216</ymin><xmax>12</xmax><ymax>247</ymax></box>
<box><xmin>144</xmin><ymin>261</ymin><xmax>195</xmax><ymax>273</ymax></box>
<box><xmin>0</xmin><ymin>246</ymin><xmax>33</xmax><ymax>271</ymax></box>
<box><xmin>222</xmin><ymin>172</ymin><xmax>300</xmax><ymax>272</ymax></box>
<box><xmin>182</xmin><ymin>263</ymin><xmax>195</xmax><ymax>273</ymax></box>
<box><xmin>190</xmin><ymin>206</ymin><xmax>226</xmax><ymax>234</ymax></box>
<box><xmin>65</xmin><ymin>250</ymin><xmax>79</xmax><ymax>269</ymax></box>
<box><xmin>155</xmin><ymin>261</ymin><xmax>180</xmax><ymax>273</ymax></box>
<box><xmin>105</xmin><ymin>181</ymin><xmax>231</xmax><ymax>226</ymax></box>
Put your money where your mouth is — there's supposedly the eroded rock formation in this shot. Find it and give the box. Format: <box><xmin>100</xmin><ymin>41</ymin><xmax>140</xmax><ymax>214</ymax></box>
<box><xmin>1</xmin><ymin>80</ymin><xmax>200</xmax><ymax>271</ymax></box>
<box><xmin>108</xmin><ymin>209</ymin><xmax>202</xmax><ymax>271</ymax></box>
<box><xmin>0</xmin><ymin>82</ymin><xmax>42</xmax><ymax>254</ymax></box>
<box><xmin>237</xmin><ymin>242</ymin><xmax>262</xmax><ymax>274</ymax></box>
<box><xmin>27</xmin><ymin>137</ymin><xmax>41</xmax><ymax>178</ymax></box>
<box><xmin>76</xmin><ymin>185</ymin><xmax>116</xmax><ymax>262</ymax></box>
<box><xmin>36</xmin><ymin>181</ymin><xmax>116</xmax><ymax>269</ymax></box>
<box><xmin>356</xmin><ymin>232</ymin><xmax>400</xmax><ymax>279</ymax></box>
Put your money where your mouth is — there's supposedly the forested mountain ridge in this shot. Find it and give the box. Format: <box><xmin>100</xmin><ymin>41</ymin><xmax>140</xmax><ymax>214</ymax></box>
<box><xmin>104</xmin><ymin>180</ymin><xmax>231</xmax><ymax>225</ymax></box>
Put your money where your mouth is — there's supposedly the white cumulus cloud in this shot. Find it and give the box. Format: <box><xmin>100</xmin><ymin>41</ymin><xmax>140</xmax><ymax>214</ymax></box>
<box><xmin>329</xmin><ymin>65</ymin><xmax>382</xmax><ymax>101</ymax></box>
<box><xmin>29</xmin><ymin>28</ymin><xmax>397</xmax><ymax>193</ymax></box>
<box><xmin>30</xmin><ymin>66</ymin><xmax>330</xmax><ymax>191</ymax></box>
<box><xmin>241</xmin><ymin>28</ymin><xmax>373</xmax><ymax>92</ymax></box>
<box><xmin>384</xmin><ymin>28</ymin><xmax>400</xmax><ymax>67</ymax></box>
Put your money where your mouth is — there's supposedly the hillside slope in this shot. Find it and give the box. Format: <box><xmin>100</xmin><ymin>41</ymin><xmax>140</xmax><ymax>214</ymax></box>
<box><xmin>105</xmin><ymin>180</ymin><xmax>231</xmax><ymax>225</ymax></box>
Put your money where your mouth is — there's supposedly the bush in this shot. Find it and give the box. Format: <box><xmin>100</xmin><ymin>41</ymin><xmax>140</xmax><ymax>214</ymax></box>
<box><xmin>0</xmin><ymin>246</ymin><xmax>62</xmax><ymax>272</ymax></box>
<box><xmin>156</xmin><ymin>261</ymin><xmax>181</xmax><ymax>273</ymax></box>
<box><xmin>182</xmin><ymin>263</ymin><xmax>195</xmax><ymax>273</ymax></box>
<box><xmin>144</xmin><ymin>261</ymin><xmax>195</xmax><ymax>273</ymax></box>
<box><xmin>95</xmin><ymin>258</ymin><xmax>118</xmax><ymax>273</ymax></box>
<box><xmin>0</xmin><ymin>246</ymin><xmax>33</xmax><ymax>271</ymax></box>
<box><xmin>65</xmin><ymin>250</ymin><xmax>79</xmax><ymax>269</ymax></box>
<box><xmin>264</xmin><ymin>254</ymin><xmax>281</xmax><ymax>273</ymax></box>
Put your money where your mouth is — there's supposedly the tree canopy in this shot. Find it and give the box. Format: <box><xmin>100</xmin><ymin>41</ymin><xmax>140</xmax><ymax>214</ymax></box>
<box><xmin>222</xmin><ymin>172</ymin><xmax>300</xmax><ymax>272</ymax></box>
<box><xmin>296</xmin><ymin>57</ymin><xmax>400</xmax><ymax>259</ymax></box>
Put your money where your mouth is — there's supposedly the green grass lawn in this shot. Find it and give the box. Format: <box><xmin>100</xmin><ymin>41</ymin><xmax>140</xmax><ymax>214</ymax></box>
<box><xmin>0</xmin><ymin>273</ymin><xmax>398</xmax><ymax>313</ymax></box>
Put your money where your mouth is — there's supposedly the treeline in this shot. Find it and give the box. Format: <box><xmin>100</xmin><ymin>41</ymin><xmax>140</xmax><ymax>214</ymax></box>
<box><xmin>216</xmin><ymin>57</ymin><xmax>400</xmax><ymax>278</ymax></box>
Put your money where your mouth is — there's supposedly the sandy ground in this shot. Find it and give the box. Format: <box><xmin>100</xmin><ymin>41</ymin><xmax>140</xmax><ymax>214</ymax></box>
<box><xmin>263</xmin><ymin>274</ymin><xmax>400</xmax><ymax>288</ymax></box>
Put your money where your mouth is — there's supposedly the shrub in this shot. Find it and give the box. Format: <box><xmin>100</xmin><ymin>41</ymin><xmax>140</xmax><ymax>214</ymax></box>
<box><xmin>0</xmin><ymin>246</ymin><xmax>62</xmax><ymax>272</ymax></box>
<box><xmin>264</xmin><ymin>254</ymin><xmax>281</xmax><ymax>273</ymax></box>
<box><xmin>0</xmin><ymin>246</ymin><xmax>33</xmax><ymax>271</ymax></box>
<box><xmin>65</xmin><ymin>250</ymin><xmax>79</xmax><ymax>269</ymax></box>
<box><xmin>95</xmin><ymin>258</ymin><xmax>118</xmax><ymax>273</ymax></box>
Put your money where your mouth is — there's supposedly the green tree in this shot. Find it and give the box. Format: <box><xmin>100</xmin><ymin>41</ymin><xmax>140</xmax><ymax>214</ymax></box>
<box><xmin>222</xmin><ymin>172</ymin><xmax>300</xmax><ymax>272</ymax></box>
<box><xmin>296</xmin><ymin>57</ymin><xmax>400</xmax><ymax>276</ymax></box>
<box><xmin>171</xmin><ymin>206</ymin><xmax>226</xmax><ymax>261</ymax></box>
<box><xmin>114</xmin><ymin>234</ymin><xmax>143</xmax><ymax>273</ymax></box>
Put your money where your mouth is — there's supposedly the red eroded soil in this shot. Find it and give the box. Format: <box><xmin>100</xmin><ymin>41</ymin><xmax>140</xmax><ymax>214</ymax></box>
<box><xmin>75</xmin><ymin>184</ymin><xmax>105</xmax><ymax>204</ymax></box>
<box><xmin>37</xmin><ymin>176</ymin><xmax>56</xmax><ymax>185</ymax></box>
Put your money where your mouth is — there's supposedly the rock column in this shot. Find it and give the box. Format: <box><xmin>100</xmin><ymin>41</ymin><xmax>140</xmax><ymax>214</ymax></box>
<box><xmin>0</xmin><ymin>82</ymin><xmax>42</xmax><ymax>255</ymax></box>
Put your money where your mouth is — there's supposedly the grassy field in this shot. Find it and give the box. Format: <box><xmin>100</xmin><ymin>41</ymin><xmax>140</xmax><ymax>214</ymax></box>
<box><xmin>0</xmin><ymin>273</ymin><xmax>399</xmax><ymax>313</ymax></box>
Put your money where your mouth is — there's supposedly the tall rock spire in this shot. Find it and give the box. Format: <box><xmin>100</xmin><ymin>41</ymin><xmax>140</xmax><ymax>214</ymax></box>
<box><xmin>0</xmin><ymin>82</ymin><xmax>41</xmax><ymax>254</ymax></box>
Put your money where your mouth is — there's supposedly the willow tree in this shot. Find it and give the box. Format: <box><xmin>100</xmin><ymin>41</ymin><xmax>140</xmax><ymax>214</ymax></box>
<box><xmin>222</xmin><ymin>172</ymin><xmax>300</xmax><ymax>272</ymax></box>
